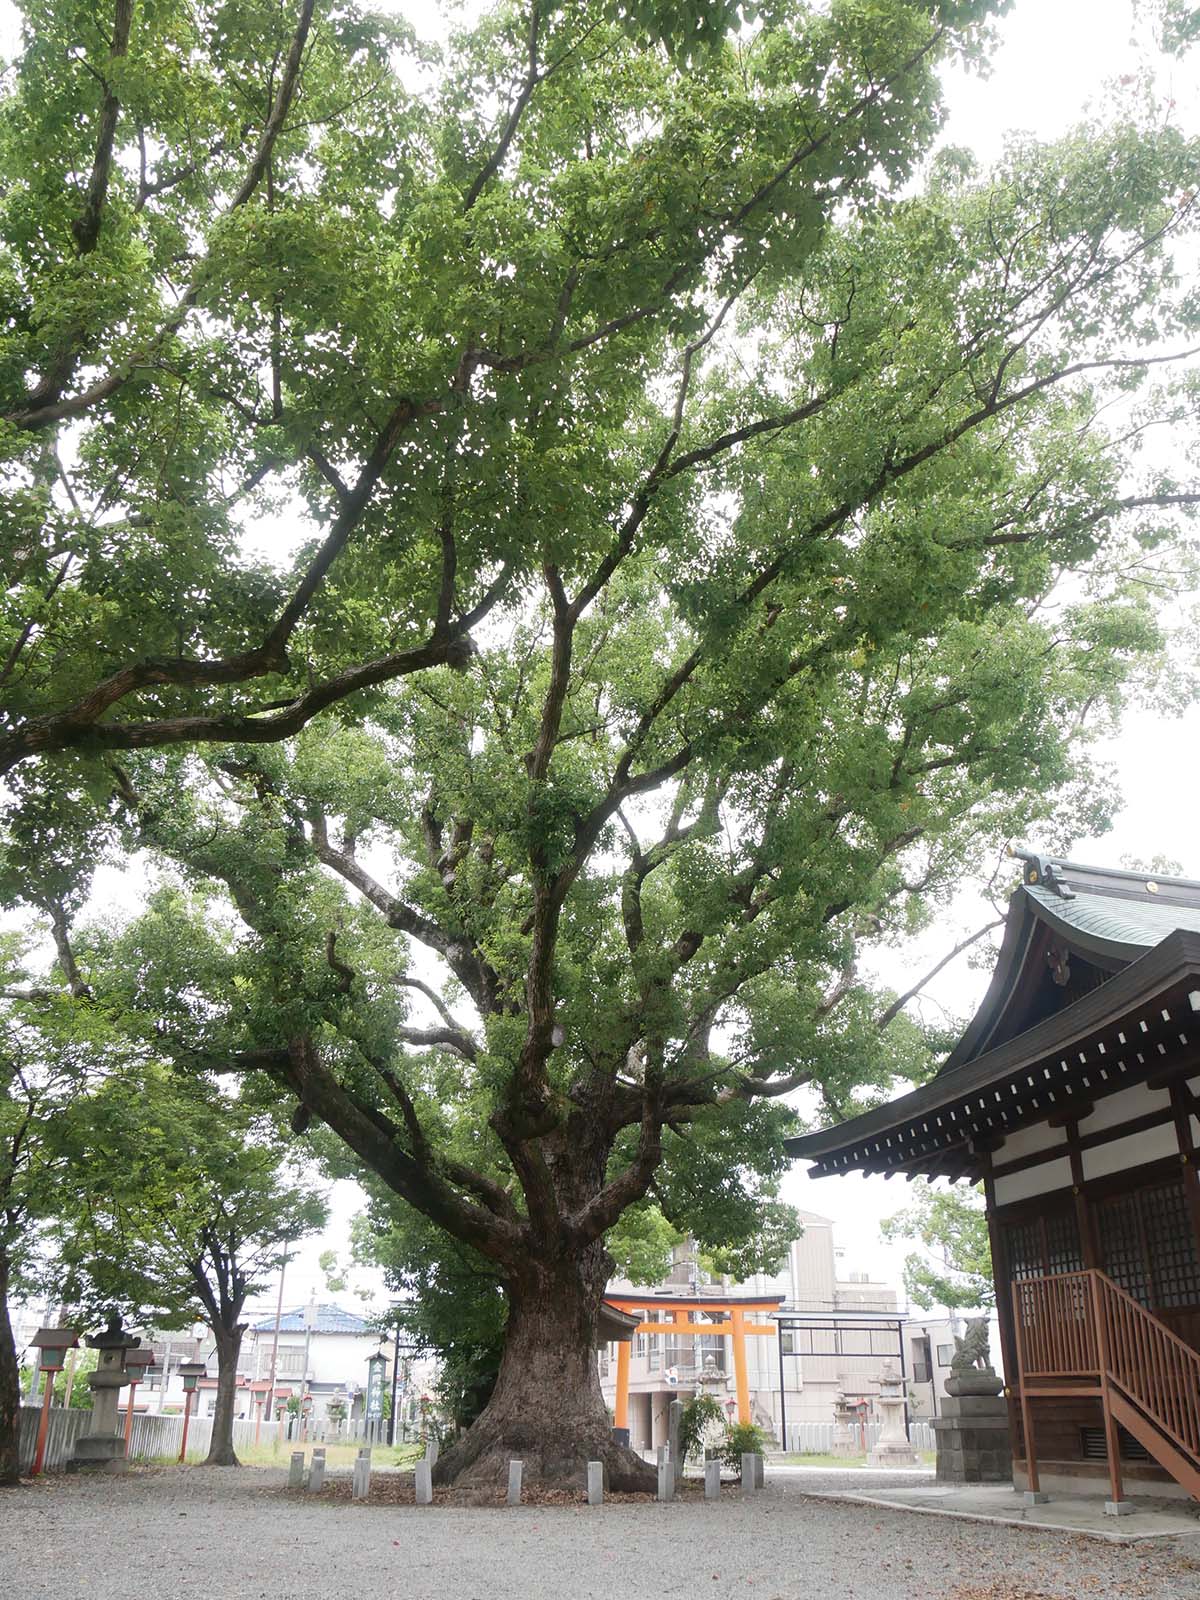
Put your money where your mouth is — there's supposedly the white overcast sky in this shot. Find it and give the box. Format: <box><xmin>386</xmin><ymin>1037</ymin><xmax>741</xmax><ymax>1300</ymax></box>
<box><xmin>2</xmin><ymin>0</ymin><xmax>1199</xmax><ymax>1313</ymax></box>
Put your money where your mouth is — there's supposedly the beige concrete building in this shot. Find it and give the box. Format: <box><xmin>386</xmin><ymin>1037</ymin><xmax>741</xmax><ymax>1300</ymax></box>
<box><xmin>600</xmin><ymin>1210</ymin><xmax>901</xmax><ymax>1450</ymax></box>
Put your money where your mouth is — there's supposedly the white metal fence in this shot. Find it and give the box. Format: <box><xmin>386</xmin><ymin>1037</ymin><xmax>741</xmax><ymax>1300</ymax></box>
<box><xmin>782</xmin><ymin>1420</ymin><xmax>935</xmax><ymax>1455</ymax></box>
<box><xmin>17</xmin><ymin>1404</ymin><xmax>286</xmax><ymax>1473</ymax></box>
<box><xmin>16</xmin><ymin>1404</ymin><xmax>89</xmax><ymax>1473</ymax></box>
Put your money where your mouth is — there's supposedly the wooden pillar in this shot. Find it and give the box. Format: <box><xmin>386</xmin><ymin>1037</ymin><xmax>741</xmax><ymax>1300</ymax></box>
<box><xmin>1011</xmin><ymin>1278</ymin><xmax>1040</xmax><ymax>1494</ymax></box>
<box><xmin>983</xmin><ymin>1170</ymin><xmax>1021</xmax><ymax>1452</ymax></box>
<box><xmin>1169</xmin><ymin>1082</ymin><xmax>1200</xmax><ymax>1267</ymax></box>
<box><xmin>614</xmin><ymin>1339</ymin><xmax>631</xmax><ymax>1432</ymax></box>
<box><xmin>1067</xmin><ymin>1120</ymin><xmax>1099</xmax><ymax>1269</ymax></box>
<box><xmin>1091</xmin><ymin>1271</ymin><xmax>1125</xmax><ymax>1507</ymax></box>
<box><xmin>730</xmin><ymin>1308</ymin><xmax>750</xmax><ymax>1425</ymax></box>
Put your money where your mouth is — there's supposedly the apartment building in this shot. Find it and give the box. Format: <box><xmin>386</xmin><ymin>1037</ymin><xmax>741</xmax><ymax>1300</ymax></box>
<box><xmin>600</xmin><ymin>1209</ymin><xmax>900</xmax><ymax>1450</ymax></box>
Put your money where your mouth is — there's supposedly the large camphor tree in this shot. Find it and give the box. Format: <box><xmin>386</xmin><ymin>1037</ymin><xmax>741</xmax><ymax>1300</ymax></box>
<box><xmin>3</xmin><ymin>0</ymin><xmax>1199</xmax><ymax>1489</ymax></box>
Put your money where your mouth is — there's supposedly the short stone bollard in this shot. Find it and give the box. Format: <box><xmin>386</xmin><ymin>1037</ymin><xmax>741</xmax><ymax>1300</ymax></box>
<box><xmin>704</xmin><ymin>1459</ymin><xmax>721</xmax><ymax>1500</ymax></box>
<box><xmin>668</xmin><ymin>1399</ymin><xmax>683</xmax><ymax>1475</ymax></box>
<box><xmin>741</xmin><ymin>1452</ymin><xmax>757</xmax><ymax>1496</ymax></box>
<box><xmin>307</xmin><ymin>1447</ymin><xmax>326</xmax><ymax>1493</ymax></box>
<box><xmin>753</xmin><ymin>1452</ymin><xmax>765</xmax><ymax>1489</ymax></box>
<box><xmin>414</xmin><ymin>1459</ymin><xmax>433</xmax><ymax>1505</ymax></box>
<box><xmin>352</xmin><ymin>1448</ymin><xmax>372</xmax><ymax>1502</ymax></box>
<box><xmin>657</xmin><ymin>1458</ymin><xmax>675</xmax><ymax>1502</ymax></box>
<box><xmin>288</xmin><ymin>1450</ymin><xmax>305</xmax><ymax>1489</ymax></box>
<box><xmin>507</xmin><ymin>1459</ymin><xmax>524</xmax><ymax>1506</ymax></box>
<box><xmin>587</xmin><ymin>1461</ymin><xmax>603</xmax><ymax>1506</ymax></box>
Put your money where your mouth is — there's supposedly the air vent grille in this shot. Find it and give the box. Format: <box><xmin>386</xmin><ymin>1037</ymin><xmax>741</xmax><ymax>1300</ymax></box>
<box><xmin>1080</xmin><ymin>1425</ymin><xmax>1150</xmax><ymax>1462</ymax></box>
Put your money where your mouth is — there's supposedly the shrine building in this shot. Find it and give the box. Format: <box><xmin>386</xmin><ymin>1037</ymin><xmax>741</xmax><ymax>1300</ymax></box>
<box><xmin>786</xmin><ymin>852</ymin><xmax>1200</xmax><ymax>1507</ymax></box>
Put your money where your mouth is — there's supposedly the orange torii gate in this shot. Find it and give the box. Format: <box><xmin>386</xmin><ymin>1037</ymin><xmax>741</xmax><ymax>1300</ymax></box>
<box><xmin>603</xmin><ymin>1293</ymin><xmax>782</xmax><ymax>1432</ymax></box>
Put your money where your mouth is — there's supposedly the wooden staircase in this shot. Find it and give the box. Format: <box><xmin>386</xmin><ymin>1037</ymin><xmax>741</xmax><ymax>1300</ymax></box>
<box><xmin>1013</xmin><ymin>1268</ymin><xmax>1200</xmax><ymax>1504</ymax></box>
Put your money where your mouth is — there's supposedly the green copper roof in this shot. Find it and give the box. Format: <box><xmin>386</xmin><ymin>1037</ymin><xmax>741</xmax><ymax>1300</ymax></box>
<box><xmin>1025</xmin><ymin>883</ymin><xmax>1200</xmax><ymax>955</ymax></box>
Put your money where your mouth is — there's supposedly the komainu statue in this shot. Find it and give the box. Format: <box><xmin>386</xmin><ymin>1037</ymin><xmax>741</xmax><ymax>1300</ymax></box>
<box><xmin>950</xmin><ymin>1317</ymin><xmax>991</xmax><ymax>1375</ymax></box>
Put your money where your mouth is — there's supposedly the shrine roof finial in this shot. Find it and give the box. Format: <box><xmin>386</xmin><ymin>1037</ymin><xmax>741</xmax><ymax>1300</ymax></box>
<box><xmin>1009</xmin><ymin>846</ymin><xmax>1075</xmax><ymax>899</ymax></box>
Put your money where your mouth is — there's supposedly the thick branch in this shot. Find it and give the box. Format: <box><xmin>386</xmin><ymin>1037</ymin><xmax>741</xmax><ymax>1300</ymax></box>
<box><xmin>462</xmin><ymin>2</ymin><xmax>541</xmax><ymax>212</ymax></box>
<box><xmin>284</xmin><ymin>1034</ymin><xmax>521</xmax><ymax>1262</ymax></box>
<box><xmin>875</xmin><ymin>915</ymin><xmax>1005</xmax><ymax>1031</ymax></box>
<box><xmin>8</xmin><ymin>0</ymin><xmax>316</xmax><ymax>430</ymax></box>
<box><xmin>0</xmin><ymin>632</ymin><xmax>474</xmax><ymax>778</ymax></box>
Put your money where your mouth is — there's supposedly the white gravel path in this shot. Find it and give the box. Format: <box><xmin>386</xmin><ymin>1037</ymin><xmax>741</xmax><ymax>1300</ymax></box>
<box><xmin>3</xmin><ymin>1465</ymin><xmax>1200</xmax><ymax>1600</ymax></box>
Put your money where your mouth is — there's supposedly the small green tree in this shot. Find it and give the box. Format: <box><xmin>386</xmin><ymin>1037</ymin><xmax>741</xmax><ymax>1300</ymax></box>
<box><xmin>881</xmin><ymin>1180</ymin><xmax>994</xmax><ymax>1311</ymax></box>
<box><xmin>677</xmin><ymin>1392</ymin><xmax>724</xmax><ymax>1472</ymax></box>
<box><xmin>0</xmin><ymin>940</ymin><xmax>121</xmax><ymax>1484</ymax></box>
<box><xmin>55</xmin><ymin>1064</ymin><xmax>327</xmax><ymax>1466</ymax></box>
<box><xmin>722</xmin><ymin>1420</ymin><xmax>767</xmax><ymax>1474</ymax></box>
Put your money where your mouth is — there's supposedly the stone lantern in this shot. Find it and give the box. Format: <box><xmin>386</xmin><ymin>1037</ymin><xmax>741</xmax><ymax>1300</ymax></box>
<box><xmin>690</xmin><ymin>1352</ymin><xmax>731</xmax><ymax>1461</ymax></box>
<box><xmin>831</xmin><ymin>1387</ymin><xmax>861</xmax><ymax>1458</ymax></box>
<box><xmin>866</xmin><ymin>1360</ymin><xmax>921</xmax><ymax>1468</ymax></box>
<box><xmin>69</xmin><ymin>1313</ymin><xmax>142</xmax><ymax>1473</ymax></box>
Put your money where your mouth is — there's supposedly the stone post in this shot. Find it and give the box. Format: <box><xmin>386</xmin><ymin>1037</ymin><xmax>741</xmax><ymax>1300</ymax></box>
<box><xmin>657</xmin><ymin>1457</ymin><xmax>674</xmax><ymax>1502</ymax></box>
<box><xmin>740</xmin><ymin>1452</ymin><xmax>757</xmax><ymax>1495</ymax></box>
<box><xmin>414</xmin><ymin>1459</ymin><xmax>433</xmax><ymax>1504</ymax></box>
<box><xmin>426</xmin><ymin>1434</ymin><xmax>439</xmax><ymax>1469</ymax></box>
<box><xmin>587</xmin><ymin>1461</ymin><xmax>603</xmax><ymax>1505</ymax></box>
<box><xmin>352</xmin><ymin>1447</ymin><xmax>372</xmax><ymax>1501</ymax></box>
<box><xmin>307</xmin><ymin>1446</ymin><xmax>326</xmax><ymax>1492</ymax></box>
<box><xmin>668</xmin><ymin>1398</ymin><xmax>683</xmax><ymax>1475</ymax></box>
<box><xmin>506</xmin><ymin>1459</ymin><xmax>523</xmax><ymax>1505</ymax></box>
<box><xmin>69</xmin><ymin>1314</ymin><xmax>141</xmax><ymax>1474</ymax></box>
<box><xmin>288</xmin><ymin>1450</ymin><xmax>305</xmax><ymax>1488</ymax></box>
<box><xmin>704</xmin><ymin>1459</ymin><xmax>721</xmax><ymax>1500</ymax></box>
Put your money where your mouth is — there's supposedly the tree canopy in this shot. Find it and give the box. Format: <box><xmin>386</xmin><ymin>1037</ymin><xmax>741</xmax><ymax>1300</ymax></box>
<box><xmin>54</xmin><ymin>1058</ymin><xmax>327</xmax><ymax>1465</ymax></box>
<box><xmin>0</xmin><ymin>893</ymin><xmax>326</xmax><ymax>1475</ymax></box>
<box><xmin>0</xmin><ymin>932</ymin><xmax>129</xmax><ymax>1482</ymax></box>
<box><xmin>2</xmin><ymin>0</ymin><xmax>1199</xmax><ymax>1491</ymax></box>
<box><xmin>881</xmin><ymin>1179</ymin><xmax>994</xmax><ymax>1311</ymax></box>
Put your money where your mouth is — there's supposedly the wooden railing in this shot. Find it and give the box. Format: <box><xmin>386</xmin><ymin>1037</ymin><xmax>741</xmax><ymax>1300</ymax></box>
<box><xmin>1096</xmin><ymin>1271</ymin><xmax>1200</xmax><ymax>1465</ymax></box>
<box><xmin>1011</xmin><ymin>1267</ymin><xmax>1200</xmax><ymax>1502</ymax></box>
<box><xmin>1013</xmin><ymin>1272</ymin><xmax>1098</xmax><ymax>1379</ymax></box>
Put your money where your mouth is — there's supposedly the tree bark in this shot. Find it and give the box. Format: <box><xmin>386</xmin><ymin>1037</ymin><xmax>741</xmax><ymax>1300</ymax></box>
<box><xmin>433</xmin><ymin>1240</ymin><xmax>654</xmax><ymax>1496</ymax></box>
<box><xmin>0</xmin><ymin>1250</ymin><xmax>21</xmax><ymax>1485</ymax></box>
<box><xmin>203</xmin><ymin>1322</ymin><xmax>244</xmax><ymax>1466</ymax></box>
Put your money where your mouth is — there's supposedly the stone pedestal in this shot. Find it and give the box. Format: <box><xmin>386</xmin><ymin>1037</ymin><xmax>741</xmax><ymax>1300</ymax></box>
<box><xmin>932</xmin><ymin>1388</ymin><xmax>1012</xmax><ymax>1485</ymax></box>
<box><xmin>70</xmin><ymin>1314</ymin><xmax>142</xmax><ymax>1474</ymax></box>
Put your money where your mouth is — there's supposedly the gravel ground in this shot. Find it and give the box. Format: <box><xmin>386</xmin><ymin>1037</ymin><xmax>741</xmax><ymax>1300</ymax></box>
<box><xmin>3</xmin><ymin>1465</ymin><xmax>1200</xmax><ymax>1600</ymax></box>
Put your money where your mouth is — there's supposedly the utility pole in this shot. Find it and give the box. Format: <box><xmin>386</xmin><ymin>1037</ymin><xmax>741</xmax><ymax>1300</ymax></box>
<box><xmin>388</xmin><ymin>1319</ymin><xmax>402</xmax><ymax>1447</ymax></box>
<box><xmin>262</xmin><ymin>1240</ymin><xmax>290</xmax><ymax>1438</ymax></box>
<box><xmin>297</xmin><ymin>1296</ymin><xmax>317</xmax><ymax>1440</ymax></box>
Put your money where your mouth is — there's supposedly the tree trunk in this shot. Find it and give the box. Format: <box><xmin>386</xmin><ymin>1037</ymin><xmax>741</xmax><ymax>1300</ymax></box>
<box><xmin>0</xmin><ymin>1250</ymin><xmax>21</xmax><ymax>1486</ymax></box>
<box><xmin>203</xmin><ymin>1322</ymin><xmax>244</xmax><ymax>1466</ymax></box>
<box><xmin>433</xmin><ymin>1242</ymin><xmax>654</xmax><ymax>1496</ymax></box>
